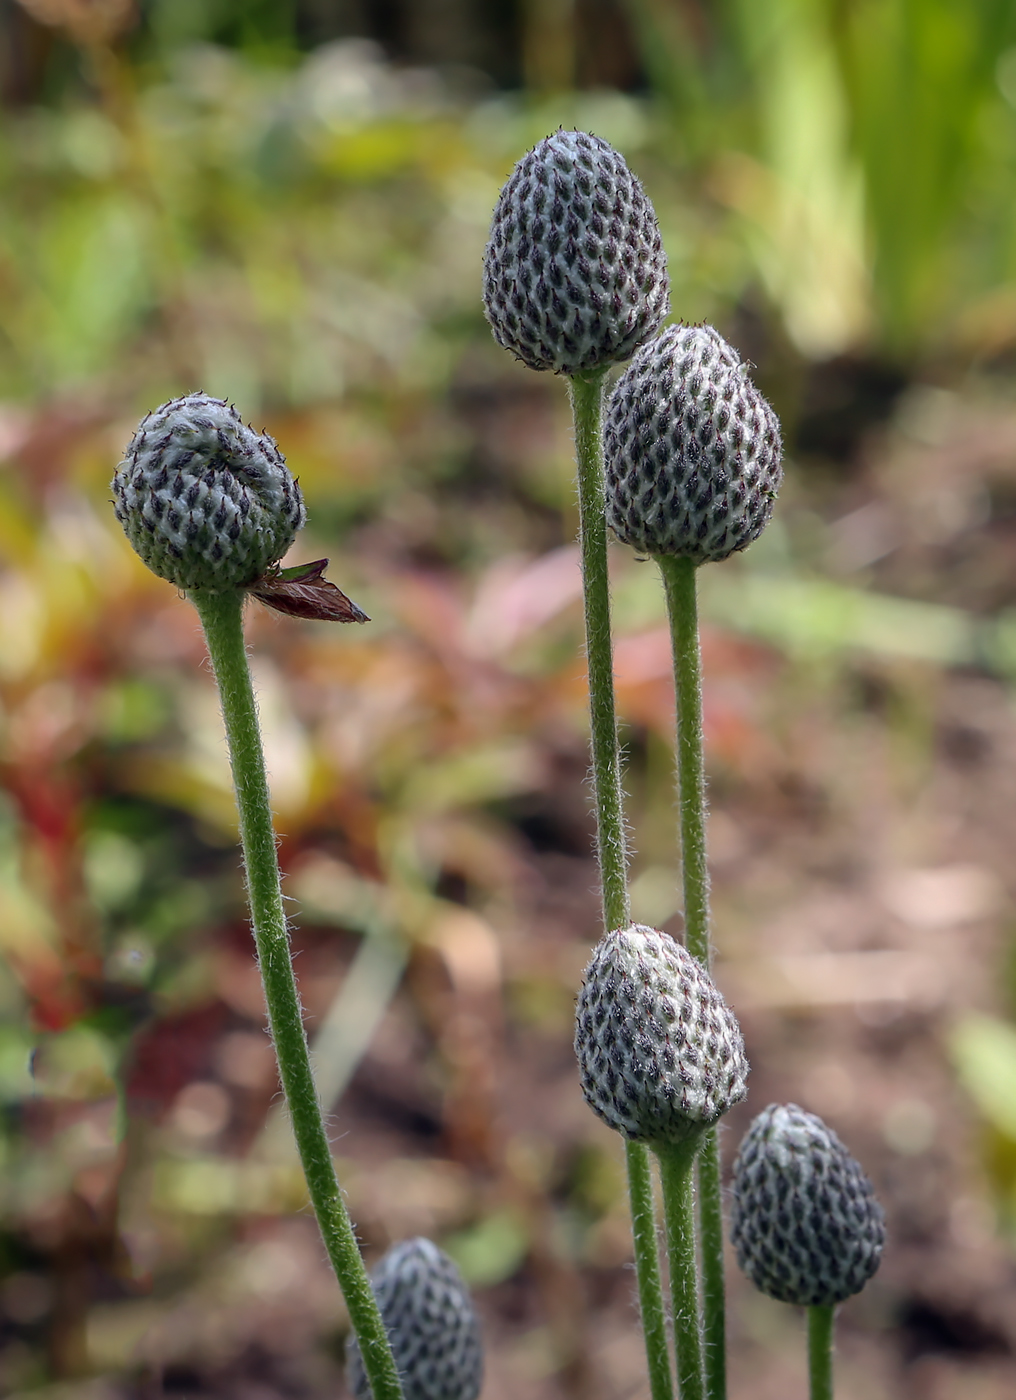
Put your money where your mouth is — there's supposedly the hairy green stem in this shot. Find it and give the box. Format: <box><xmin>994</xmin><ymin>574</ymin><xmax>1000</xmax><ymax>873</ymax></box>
<box><xmin>695</xmin><ymin>1128</ymin><xmax>725</xmax><ymax>1398</ymax></box>
<box><xmin>570</xmin><ymin>369</ymin><xmax>672</xmax><ymax>1400</ymax></box>
<box><xmin>808</xmin><ymin>1305</ymin><xmax>835</xmax><ymax>1400</ymax></box>
<box><xmin>190</xmin><ymin>588</ymin><xmax>403</xmax><ymax>1400</ymax></box>
<box><xmin>656</xmin><ymin>1142</ymin><xmax>705</xmax><ymax>1400</ymax></box>
<box><xmin>657</xmin><ymin>555</ymin><xmax>708</xmax><ymax>964</ymax></box>
<box><xmin>570</xmin><ymin>369</ymin><xmax>629</xmax><ymax>933</ymax></box>
<box><xmin>658</xmin><ymin>553</ymin><xmax>726</xmax><ymax>1400</ymax></box>
<box><xmin>626</xmin><ymin>1142</ymin><xmax>675</xmax><ymax>1400</ymax></box>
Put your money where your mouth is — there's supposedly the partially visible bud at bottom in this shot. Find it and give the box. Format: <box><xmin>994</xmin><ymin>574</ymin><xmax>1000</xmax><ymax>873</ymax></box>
<box><xmin>730</xmin><ymin>1103</ymin><xmax>886</xmax><ymax>1307</ymax></box>
<box><xmin>574</xmin><ymin>924</ymin><xmax>748</xmax><ymax>1152</ymax></box>
<box><xmin>346</xmin><ymin>1237</ymin><xmax>483</xmax><ymax>1400</ymax></box>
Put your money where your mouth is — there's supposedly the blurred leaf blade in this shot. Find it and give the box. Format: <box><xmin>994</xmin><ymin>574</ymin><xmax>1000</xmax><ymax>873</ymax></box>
<box><xmin>951</xmin><ymin>1013</ymin><xmax>1016</xmax><ymax>1141</ymax></box>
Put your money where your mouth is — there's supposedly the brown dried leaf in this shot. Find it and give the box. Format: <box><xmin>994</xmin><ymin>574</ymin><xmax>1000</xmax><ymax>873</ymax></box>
<box><xmin>248</xmin><ymin>560</ymin><xmax>370</xmax><ymax>624</ymax></box>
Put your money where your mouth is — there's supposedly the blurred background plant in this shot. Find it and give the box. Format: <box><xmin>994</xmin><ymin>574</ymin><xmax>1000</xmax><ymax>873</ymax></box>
<box><xmin>4</xmin><ymin>1</ymin><xmax>1016</xmax><ymax>1397</ymax></box>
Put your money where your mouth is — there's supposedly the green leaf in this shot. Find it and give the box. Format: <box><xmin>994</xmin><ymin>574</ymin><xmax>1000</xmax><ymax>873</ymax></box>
<box><xmin>950</xmin><ymin>1013</ymin><xmax>1016</xmax><ymax>1140</ymax></box>
<box><xmin>442</xmin><ymin>1209</ymin><xmax>529</xmax><ymax>1288</ymax></box>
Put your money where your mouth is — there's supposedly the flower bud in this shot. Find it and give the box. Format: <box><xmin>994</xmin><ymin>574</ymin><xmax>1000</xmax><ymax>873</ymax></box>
<box><xmin>730</xmin><ymin>1103</ymin><xmax>886</xmax><ymax>1307</ymax></box>
<box><xmin>347</xmin><ymin>1238</ymin><xmax>483</xmax><ymax>1400</ymax></box>
<box><xmin>574</xmin><ymin>924</ymin><xmax>748</xmax><ymax>1150</ymax></box>
<box><xmin>483</xmin><ymin>129</ymin><xmax>670</xmax><ymax>375</ymax></box>
<box><xmin>112</xmin><ymin>392</ymin><xmax>305</xmax><ymax>592</ymax></box>
<box><xmin>605</xmin><ymin>324</ymin><xmax>782</xmax><ymax>563</ymax></box>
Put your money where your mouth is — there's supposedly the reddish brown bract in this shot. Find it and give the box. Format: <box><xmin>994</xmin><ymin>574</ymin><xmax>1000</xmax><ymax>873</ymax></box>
<box><xmin>248</xmin><ymin>558</ymin><xmax>370</xmax><ymax>623</ymax></box>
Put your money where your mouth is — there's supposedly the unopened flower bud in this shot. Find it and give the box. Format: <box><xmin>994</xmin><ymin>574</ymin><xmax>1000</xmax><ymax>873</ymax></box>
<box><xmin>730</xmin><ymin>1103</ymin><xmax>886</xmax><ymax>1307</ymax></box>
<box><xmin>574</xmin><ymin>924</ymin><xmax>748</xmax><ymax>1150</ymax></box>
<box><xmin>605</xmin><ymin>324</ymin><xmax>782</xmax><ymax>563</ymax></box>
<box><xmin>483</xmin><ymin>129</ymin><xmax>670</xmax><ymax>375</ymax></box>
<box><xmin>347</xmin><ymin>1238</ymin><xmax>483</xmax><ymax>1400</ymax></box>
<box><xmin>112</xmin><ymin>392</ymin><xmax>305</xmax><ymax>592</ymax></box>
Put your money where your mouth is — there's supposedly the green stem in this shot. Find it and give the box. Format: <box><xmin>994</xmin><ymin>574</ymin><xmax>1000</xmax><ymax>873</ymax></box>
<box><xmin>808</xmin><ymin>1305</ymin><xmax>835</xmax><ymax>1400</ymax></box>
<box><xmin>626</xmin><ymin>1142</ymin><xmax>675</xmax><ymax>1400</ymax></box>
<box><xmin>189</xmin><ymin>589</ymin><xmax>403</xmax><ymax>1400</ymax></box>
<box><xmin>656</xmin><ymin>1141</ymin><xmax>706</xmax><ymax>1400</ymax></box>
<box><xmin>658</xmin><ymin>554</ymin><xmax>726</xmax><ymax>1400</ymax></box>
<box><xmin>570</xmin><ymin>370</ymin><xmax>673</xmax><ymax>1400</ymax></box>
<box><xmin>657</xmin><ymin>555</ymin><xmax>708</xmax><ymax>966</ymax></box>
<box><xmin>696</xmin><ymin>1129</ymin><xmax>725</xmax><ymax>1399</ymax></box>
<box><xmin>570</xmin><ymin>368</ymin><xmax>629</xmax><ymax>933</ymax></box>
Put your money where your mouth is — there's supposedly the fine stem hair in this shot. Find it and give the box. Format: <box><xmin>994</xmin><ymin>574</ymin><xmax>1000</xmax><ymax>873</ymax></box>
<box><xmin>569</xmin><ymin>368</ymin><xmax>674</xmax><ymax>1400</ymax></box>
<box><xmin>808</xmin><ymin>1304</ymin><xmax>835</xmax><ymax>1400</ymax></box>
<box><xmin>189</xmin><ymin>588</ymin><xmax>404</xmax><ymax>1400</ymax></box>
<box><xmin>696</xmin><ymin>1127</ymin><xmax>726</xmax><ymax>1400</ymax></box>
<box><xmin>570</xmin><ymin>367</ymin><xmax>630</xmax><ymax>933</ymax></box>
<box><xmin>657</xmin><ymin>1142</ymin><xmax>706</xmax><ymax>1400</ymax></box>
<box><xmin>626</xmin><ymin>1141</ymin><xmax>675</xmax><ymax>1400</ymax></box>
<box><xmin>659</xmin><ymin>552</ymin><xmax>728</xmax><ymax>1399</ymax></box>
<box><xmin>658</xmin><ymin>556</ymin><xmax>709</xmax><ymax>966</ymax></box>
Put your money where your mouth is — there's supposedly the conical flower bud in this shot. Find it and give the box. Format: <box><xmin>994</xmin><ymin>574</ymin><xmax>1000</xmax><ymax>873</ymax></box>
<box><xmin>482</xmin><ymin>129</ymin><xmax>670</xmax><ymax>375</ymax></box>
<box><xmin>112</xmin><ymin>392</ymin><xmax>306</xmax><ymax>593</ymax></box>
<box><xmin>574</xmin><ymin>924</ymin><xmax>748</xmax><ymax>1150</ymax></box>
<box><xmin>605</xmin><ymin>324</ymin><xmax>783</xmax><ymax>563</ymax></box>
<box><xmin>730</xmin><ymin>1103</ymin><xmax>886</xmax><ymax>1307</ymax></box>
<box><xmin>347</xmin><ymin>1237</ymin><xmax>483</xmax><ymax>1400</ymax></box>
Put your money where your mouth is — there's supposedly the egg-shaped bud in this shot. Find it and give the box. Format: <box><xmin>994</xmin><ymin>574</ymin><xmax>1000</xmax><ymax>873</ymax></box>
<box><xmin>605</xmin><ymin>324</ymin><xmax>782</xmax><ymax>564</ymax></box>
<box><xmin>730</xmin><ymin>1103</ymin><xmax>886</xmax><ymax>1307</ymax></box>
<box><xmin>346</xmin><ymin>1238</ymin><xmax>483</xmax><ymax>1400</ymax></box>
<box><xmin>574</xmin><ymin>924</ymin><xmax>748</xmax><ymax>1150</ymax></box>
<box><xmin>482</xmin><ymin>129</ymin><xmax>670</xmax><ymax>375</ymax></box>
<box><xmin>112</xmin><ymin>392</ymin><xmax>306</xmax><ymax>593</ymax></box>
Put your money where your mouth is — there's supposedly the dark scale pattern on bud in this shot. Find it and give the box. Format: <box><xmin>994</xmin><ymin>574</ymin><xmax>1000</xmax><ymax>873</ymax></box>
<box><xmin>112</xmin><ymin>392</ymin><xmax>306</xmax><ymax>592</ymax></box>
<box><xmin>482</xmin><ymin>129</ymin><xmax>670</xmax><ymax>374</ymax></box>
<box><xmin>574</xmin><ymin>924</ymin><xmax>748</xmax><ymax>1149</ymax></box>
<box><xmin>605</xmin><ymin>324</ymin><xmax>783</xmax><ymax>563</ymax></box>
<box><xmin>347</xmin><ymin>1238</ymin><xmax>483</xmax><ymax>1400</ymax></box>
<box><xmin>730</xmin><ymin>1103</ymin><xmax>886</xmax><ymax>1307</ymax></box>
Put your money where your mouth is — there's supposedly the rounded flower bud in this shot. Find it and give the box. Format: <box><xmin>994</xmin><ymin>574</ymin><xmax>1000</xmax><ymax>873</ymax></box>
<box><xmin>482</xmin><ymin>129</ymin><xmax>670</xmax><ymax>375</ymax></box>
<box><xmin>605</xmin><ymin>324</ymin><xmax>783</xmax><ymax>564</ymax></box>
<box><xmin>574</xmin><ymin>924</ymin><xmax>748</xmax><ymax>1150</ymax></box>
<box><xmin>347</xmin><ymin>1237</ymin><xmax>483</xmax><ymax>1400</ymax></box>
<box><xmin>112</xmin><ymin>392</ymin><xmax>306</xmax><ymax>592</ymax></box>
<box><xmin>730</xmin><ymin>1103</ymin><xmax>886</xmax><ymax>1307</ymax></box>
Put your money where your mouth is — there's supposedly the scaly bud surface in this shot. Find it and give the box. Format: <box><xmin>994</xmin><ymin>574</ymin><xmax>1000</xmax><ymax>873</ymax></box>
<box><xmin>347</xmin><ymin>1238</ymin><xmax>483</xmax><ymax>1400</ymax></box>
<box><xmin>574</xmin><ymin>924</ymin><xmax>748</xmax><ymax>1150</ymax></box>
<box><xmin>112</xmin><ymin>392</ymin><xmax>306</xmax><ymax>592</ymax></box>
<box><xmin>605</xmin><ymin>323</ymin><xmax>782</xmax><ymax>563</ymax></box>
<box><xmin>483</xmin><ymin>129</ymin><xmax>670</xmax><ymax>375</ymax></box>
<box><xmin>730</xmin><ymin>1103</ymin><xmax>886</xmax><ymax>1307</ymax></box>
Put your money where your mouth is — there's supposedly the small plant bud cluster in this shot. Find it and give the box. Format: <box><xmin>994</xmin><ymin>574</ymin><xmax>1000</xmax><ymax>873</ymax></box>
<box><xmin>574</xmin><ymin>924</ymin><xmax>748</xmax><ymax>1150</ymax></box>
<box><xmin>347</xmin><ymin>1237</ymin><xmax>484</xmax><ymax>1400</ymax></box>
<box><xmin>730</xmin><ymin>1103</ymin><xmax>886</xmax><ymax>1307</ymax></box>
<box><xmin>483</xmin><ymin>129</ymin><xmax>670</xmax><ymax>374</ymax></box>
<box><xmin>605</xmin><ymin>323</ymin><xmax>783</xmax><ymax>564</ymax></box>
<box><xmin>112</xmin><ymin>392</ymin><xmax>305</xmax><ymax>592</ymax></box>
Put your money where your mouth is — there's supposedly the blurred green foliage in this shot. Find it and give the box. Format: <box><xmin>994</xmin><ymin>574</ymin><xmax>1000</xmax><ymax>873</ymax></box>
<box><xmin>2</xmin><ymin>0</ymin><xmax>1016</xmax><ymax>412</ymax></box>
<box><xmin>950</xmin><ymin>1013</ymin><xmax>1016</xmax><ymax>1231</ymax></box>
